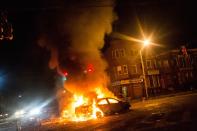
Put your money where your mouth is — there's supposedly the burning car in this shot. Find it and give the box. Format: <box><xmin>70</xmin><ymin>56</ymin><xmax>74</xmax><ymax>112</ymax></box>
<box><xmin>75</xmin><ymin>97</ymin><xmax>131</xmax><ymax>119</ymax></box>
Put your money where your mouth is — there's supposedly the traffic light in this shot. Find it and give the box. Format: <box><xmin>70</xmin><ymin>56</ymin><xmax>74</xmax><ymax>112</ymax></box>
<box><xmin>62</xmin><ymin>71</ymin><xmax>68</xmax><ymax>81</ymax></box>
<box><xmin>62</xmin><ymin>76</ymin><xmax>67</xmax><ymax>81</ymax></box>
<box><xmin>0</xmin><ymin>11</ymin><xmax>13</xmax><ymax>41</ymax></box>
<box><xmin>63</xmin><ymin>71</ymin><xmax>68</xmax><ymax>77</ymax></box>
<box><xmin>86</xmin><ymin>64</ymin><xmax>94</xmax><ymax>73</ymax></box>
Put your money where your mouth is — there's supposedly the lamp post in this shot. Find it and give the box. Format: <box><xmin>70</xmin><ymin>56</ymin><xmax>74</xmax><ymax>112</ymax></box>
<box><xmin>140</xmin><ymin>39</ymin><xmax>150</xmax><ymax>98</ymax></box>
<box><xmin>115</xmin><ymin>32</ymin><xmax>152</xmax><ymax>98</ymax></box>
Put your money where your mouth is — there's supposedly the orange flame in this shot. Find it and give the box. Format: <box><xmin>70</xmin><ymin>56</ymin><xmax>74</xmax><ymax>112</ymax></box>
<box><xmin>61</xmin><ymin>86</ymin><xmax>114</xmax><ymax>122</ymax></box>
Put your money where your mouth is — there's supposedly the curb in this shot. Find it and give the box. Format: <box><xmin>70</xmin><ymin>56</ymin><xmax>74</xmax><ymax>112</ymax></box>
<box><xmin>130</xmin><ymin>89</ymin><xmax>197</xmax><ymax>104</ymax></box>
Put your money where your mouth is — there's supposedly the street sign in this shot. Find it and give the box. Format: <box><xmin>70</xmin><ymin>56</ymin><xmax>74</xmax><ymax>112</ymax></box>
<box><xmin>147</xmin><ymin>70</ymin><xmax>159</xmax><ymax>75</ymax></box>
<box><xmin>111</xmin><ymin>78</ymin><xmax>143</xmax><ymax>86</ymax></box>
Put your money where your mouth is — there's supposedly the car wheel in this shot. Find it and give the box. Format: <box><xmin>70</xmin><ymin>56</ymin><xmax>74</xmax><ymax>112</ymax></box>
<box><xmin>96</xmin><ymin>111</ymin><xmax>102</xmax><ymax>118</ymax></box>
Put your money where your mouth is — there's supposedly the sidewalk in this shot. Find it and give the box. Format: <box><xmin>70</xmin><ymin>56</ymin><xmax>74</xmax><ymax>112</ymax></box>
<box><xmin>130</xmin><ymin>89</ymin><xmax>197</xmax><ymax>105</ymax></box>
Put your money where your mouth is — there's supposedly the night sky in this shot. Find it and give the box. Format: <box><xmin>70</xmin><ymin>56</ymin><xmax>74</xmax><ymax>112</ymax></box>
<box><xmin>0</xmin><ymin>0</ymin><xmax>197</xmax><ymax>101</ymax></box>
<box><xmin>114</xmin><ymin>0</ymin><xmax>197</xmax><ymax>48</ymax></box>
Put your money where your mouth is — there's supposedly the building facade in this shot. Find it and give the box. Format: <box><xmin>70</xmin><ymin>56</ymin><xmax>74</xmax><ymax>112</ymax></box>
<box><xmin>155</xmin><ymin>46</ymin><xmax>197</xmax><ymax>91</ymax></box>
<box><xmin>105</xmin><ymin>39</ymin><xmax>161</xmax><ymax>100</ymax></box>
<box><xmin>105</xmin><ymin>39</ymin><xmax>197</xmax><ymax>100</ymax></box>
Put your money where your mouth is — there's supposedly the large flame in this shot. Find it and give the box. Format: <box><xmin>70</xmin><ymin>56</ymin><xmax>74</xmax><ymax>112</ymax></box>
<box><xmin>37</xmin><ymin>0</ymin><xmax>116</xmax><ymax>122</ymax></box>
<box><xmin>61</xmin><ymin>86</ymin><xmax>114</xmax><ymax>122</ymax></box>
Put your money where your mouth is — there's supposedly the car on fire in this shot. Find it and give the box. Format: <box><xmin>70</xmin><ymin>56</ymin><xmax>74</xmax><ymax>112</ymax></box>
<box><xmin>75</xmin><ymin>97</ymin><xmax>131</xmax><ymax>118</ymax></box>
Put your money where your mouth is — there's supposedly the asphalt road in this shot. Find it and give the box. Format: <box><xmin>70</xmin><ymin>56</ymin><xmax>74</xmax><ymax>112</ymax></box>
<box><xmin>1</xmin><ymin>91</ymin><xmax>197</xmax><ymax>131</ymax></box>
<box><xmin>39</xmin><ymin>91</ymin><xmax>197</xmax><ymax>131</ymax></box>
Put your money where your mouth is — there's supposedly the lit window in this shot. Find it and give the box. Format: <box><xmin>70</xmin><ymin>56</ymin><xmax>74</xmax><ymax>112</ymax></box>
<box><xmin>146</xmin><ymin>60</ymin><xmax>152</xmax><ymax>69</ymax></box>
<box><xmin>130</xmin><ymin>65</ymin><xmax>137</xmax><ymax>74</ymax></box>
<box><xmin>117</xmin><ymin>66</ymin><xmax>122</xmax><ymax>75</ymax></box>
<box><xmin>122</xmin><ymin>65</ymin><xmax>128</xmax><ymax>74</ymax></box>
<box><xmin>112</xmin><ymin>49</ymin><xmax>125</xmax><ymax>58</ymax></box>
<box><xmin>116</xmin><ymin>65</ymin><xmax>128</xmax><ymax>75</ymax></box>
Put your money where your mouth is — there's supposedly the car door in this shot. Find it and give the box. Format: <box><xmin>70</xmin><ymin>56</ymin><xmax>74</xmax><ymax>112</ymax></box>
<box><xmin>107</xmin><ymin>98</ymin><xmax>122</xmax><ymax>113</ymax></box>
<box><xmin>97</xmin><ymin>98</ymin><xmax>110</xmax><ymax>115</ymax></box>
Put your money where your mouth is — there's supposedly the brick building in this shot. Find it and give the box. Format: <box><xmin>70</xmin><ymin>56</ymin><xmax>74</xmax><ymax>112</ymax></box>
<box><xmin>155</xmin><ymin>46</ymin><xmax>197</xmax><ymax>91</ymax></box>
<box><xmin>104</xmin><ymin>39</ymin><xmax>161</xmax><ymax>100</ymax></box>
<box><xmin>104</xmin><ymin>39</ymin><xmax>197</xmax><ymax>100</ymax></box>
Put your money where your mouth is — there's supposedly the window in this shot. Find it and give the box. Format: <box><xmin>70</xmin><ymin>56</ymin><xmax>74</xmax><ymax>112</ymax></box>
<box><xmin>119</xmin><ymin>49</ymin><xmax>125</xmax><ymax>57</ymax></box>
<box><xmin>153</xmin><ymin>60</ymin><xmax>157</xmax><ymax>69</ymax></box>
<box><xmin>157</xmin><ymin>76</ymin><xmax>160</xmax><ymax>87</ymax></box>
<box><xmin>116</xmin><ymin>65</ymin><xmax>128</xmax><ymax>75</ymax></box>
<box><xmin>97</xmin><ymin>99</ymin><xmax>108</xmax><ymax>105</ymax></box>
<box><xmin>108</xmin><ymin>98</ymin><xmax>119</xmax><ymax>104</ymax></box>
<box><xmin>146</xmin><ymin>60</ymin><xmax>152</xmax><ymax>69</ymax></box>
<box><xmin>177</xmin><ymin>55</ymin><xmax>191</xmax><ymax>68</ymax></box>
<box><xmin>180</xmin><ymin>56</ymin><xmax>186</xmax><ymax>67</ymax></box>
<box><xmin>190</xmin><ymin>72</ymin><xmax>193</xmax><ymax>78</ymax></box>
<box><xmin>185</xmin><ymin>55</ymin><xmax>191</xmax><ymax>67</ymax></box>
<box><xmin>131</xmin><ymin>50</ymin><xmax>138</xmax><ymax>56</ymax></box>
<box><xmin>171</xmin><ymin>58</ymin><xmax>177</xmax><ymax>67</ymax></box>
<box><xmin>112</xmin><ymin>49</ymin><xmax>125</xmax><ymax>58</ymax></box>
<box><xmin>122</xmin><ymin>65</ymin><xmax>128</xmax><ymax>74</ymax></box>
<box><xmin>152</xmin><ymin>76</ymin><xmax>158</xmax><ymax>87</ymax></box>
<box><xmin>130</xmin><ymin>65</ymin><xmax>137</xmax><ymax>74</ymax></box>
<box><xmin>157</xmin><ymin>61</ymin><xmax>162</xmax><ymax>68</ymax></box>
<box><xmin>112</xmin><ymin>50</ymin><xmax>116</xmax><ymax>58</ymax></box>
<box><xmin>163</xmin><ymin>60</ymin><xmax>169</xmax><ymax>68</ymax></box>
<box><xmin>117</xmin><ymin>65</ymin><xmax>122</xmax><ymax>75</ymax></box>
<box><xmin>195</xmin><ymin>56</ymin><xmax>197</xmax><ymax>65</ymax></box>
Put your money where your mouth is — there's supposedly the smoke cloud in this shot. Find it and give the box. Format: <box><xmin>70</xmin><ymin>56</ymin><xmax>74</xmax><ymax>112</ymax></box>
<box><xmin>38</xmin><ymin>0</ymin><xmax>116</xmax><ymax>112</ymax></box>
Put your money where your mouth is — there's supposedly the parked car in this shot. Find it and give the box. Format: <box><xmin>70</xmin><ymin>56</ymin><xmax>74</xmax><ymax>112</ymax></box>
<box><xmin>75</xmin><ymin>97</ymin><xmax>131</xmax><ymax>118</ymax></box>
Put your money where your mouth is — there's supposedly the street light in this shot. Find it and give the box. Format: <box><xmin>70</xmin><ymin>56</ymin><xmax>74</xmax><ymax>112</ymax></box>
<box><xmin>143</xmin><ymin>39</ymin><xmax>150</xmax><ymax>47</ymax></box>
<box><xmin>112</xmin><ymin>32</ymin><xmax>153</xmax><ymax>98</ymax></box>
<box><xmin>140</xmin><ymin>39</ymin><xmax>150</xmax><ymax>98</ymax></box>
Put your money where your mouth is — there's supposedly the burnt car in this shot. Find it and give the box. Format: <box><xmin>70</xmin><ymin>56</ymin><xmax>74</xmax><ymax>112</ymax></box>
<box><xmin>75</xmin><ymin>97</ymin><xmax>131</xmax><ymax>118</ymax></box>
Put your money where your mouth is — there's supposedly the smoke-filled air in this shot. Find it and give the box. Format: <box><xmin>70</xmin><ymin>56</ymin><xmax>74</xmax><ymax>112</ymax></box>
<box><xmin>38</xmin><ymin>0</ymin><xmax>116</xmax><ymax>120</ymax></box>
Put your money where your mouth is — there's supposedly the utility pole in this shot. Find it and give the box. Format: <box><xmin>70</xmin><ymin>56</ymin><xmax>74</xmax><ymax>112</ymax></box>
<box><xmin>140</xmin><ymin>50</ymin><xmax>149</xmax><ymax>98</ymax></box>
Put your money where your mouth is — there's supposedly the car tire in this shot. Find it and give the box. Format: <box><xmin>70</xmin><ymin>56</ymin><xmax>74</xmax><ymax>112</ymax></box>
<box><xmin>96</xmin><ymin>111</ymin><xmax>102</xmax><ymax>118</ymax></box>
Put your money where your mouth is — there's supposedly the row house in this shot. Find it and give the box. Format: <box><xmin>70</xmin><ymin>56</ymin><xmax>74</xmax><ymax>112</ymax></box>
<box><xmin>155</xmin><ymin>46</ymin><xmax>197</xmax><ymax>91</ymax></box>
<box><xmin>105</xmin><ymin>38</ymin><xmax>197</xmax><ymax>100</ymax></box>
<box><xmin>144</xmin><ymin>56</ymin><xmax>161</xmax><ymax>95</ymax></box>
<box><xmin>104</xmin><ymin>39</ymin><xmax>161</xmax><ymax>100</ymax></box>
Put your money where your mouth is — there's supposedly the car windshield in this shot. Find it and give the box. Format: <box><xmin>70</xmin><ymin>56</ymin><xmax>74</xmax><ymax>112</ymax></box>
<box><xmin>108</xmin><ymin>98</ymin><xmax>119</xmax><ymax>104</ymax></box>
